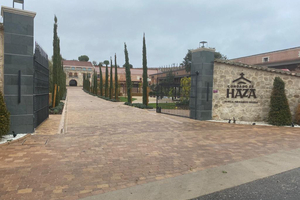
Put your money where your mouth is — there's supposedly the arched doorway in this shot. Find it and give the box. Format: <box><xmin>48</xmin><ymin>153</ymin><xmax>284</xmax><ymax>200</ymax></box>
<box><xmin>69</xmin><ymin>79</ymin><xmax>77</xmax><ymax>86</ymax></box>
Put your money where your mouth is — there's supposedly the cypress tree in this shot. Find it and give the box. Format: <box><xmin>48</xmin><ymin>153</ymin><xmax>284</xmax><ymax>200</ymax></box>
<box><xmin>56</xmin><ymin>37</ymin><xmax>61</xmax><ymax>105</ymax></box>
<box><xmin>99</xmin><ymin>63</ymin><xmax>103</xmax><ymax>96</ymax></box>
<box><xmin>110</xmin><ymin>57</ymin><xmax>113</xmax><ymax>99</ymax></box>
<box><xmin>52</xmin><ymin>16</ymin><xmax>66</xmax><ymax>106</ymax></box>
<box><xmin>0</xmin><ymin>90</ymin><xmax>10</xmax><ymax>137</ymax></box>
<box><xmin>114</xmin><ymin>54</ymin><xmax>118</xmax><ymax>100</ymax></box>
<box><xmin>142</xmin><ymin>33</ymin><xmax>148</xmax><ymax>105</ymax></box>
<box><xmin>94</xmin><ymin>69</ymin><xmax>98</xmax><ymax>95</ymax></box>
<box><xmin>83</xmin><ymin>73</ymin><xmax>85</xmax><ymax>90</ymax></box>
<box><xmin>268</xmin><ymin>77</ymin><xmax>292</xmax><ymax>126</ymax></box>
<box><xmin>52</xmin><ymin>16</ymin><xmax>58</xmax><ymax>107</ymax></box>
<box><xmin>124</xmin><ymin>43</ymin><xmax>132</xmax><ymax>103</ymax></box>
<box><xmin>104</xmin><ymin>60</ymin><xmax>109</xmax><ymax>97</ymax></box>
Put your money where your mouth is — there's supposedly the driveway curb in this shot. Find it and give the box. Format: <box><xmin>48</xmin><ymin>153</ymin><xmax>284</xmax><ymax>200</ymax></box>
<box><xmin>58</xmin><ymin>94</ymin><xmax>68</xmax><ymax>134</ymax></box>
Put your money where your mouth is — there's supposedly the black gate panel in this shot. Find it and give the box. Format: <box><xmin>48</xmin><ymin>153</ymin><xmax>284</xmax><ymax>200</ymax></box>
<box><xmin>156</xmin><ymin>82</ymin><xmax>190</xmax><ymax>118</ymax></box>
<box><xmin>33</xmin><ymin>43</ymin><xmax>49</xmax><ymax>128</ymax></box>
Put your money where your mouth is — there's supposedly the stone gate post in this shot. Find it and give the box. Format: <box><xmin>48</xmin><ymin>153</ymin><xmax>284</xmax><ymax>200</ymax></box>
<box><xmin>189</xmin><ymin>48</ymin><xmax>215</xmax><ymax>120</ymax></box>
<box><xmin>1</xmin><ymin>6</ymin><xmax>36</xmax><ymax>133</ymax></box>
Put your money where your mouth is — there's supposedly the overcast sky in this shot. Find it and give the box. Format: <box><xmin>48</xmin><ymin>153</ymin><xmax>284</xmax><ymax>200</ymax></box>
<box><xmin>1</xmin><ymin>0</ymin><xmax>300</xmax><ymax>68</ymax></box>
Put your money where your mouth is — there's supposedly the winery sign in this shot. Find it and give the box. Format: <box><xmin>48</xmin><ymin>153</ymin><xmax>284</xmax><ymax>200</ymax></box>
<box><xmin>224</xmin><ymin>73</ymin><xmax>258</xmax><ymax>104</ymax></box>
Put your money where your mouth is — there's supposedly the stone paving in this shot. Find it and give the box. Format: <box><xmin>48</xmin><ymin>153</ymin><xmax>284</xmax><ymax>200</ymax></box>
<box><xmin>0</xmin><ymin>87</ymin><xmax>300</xmax><ymax>200</ymax></box>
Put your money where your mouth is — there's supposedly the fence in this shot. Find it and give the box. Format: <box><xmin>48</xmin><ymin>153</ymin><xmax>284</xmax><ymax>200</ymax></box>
<box><xmin>33</xmin><ymin>42</ymin><xmax>49</xmax><ymax>128</ymax></box>
<box><xmin>156</xmin><ymin>82</ymin><xmax>190</xmax><ymax>118</ymax></box>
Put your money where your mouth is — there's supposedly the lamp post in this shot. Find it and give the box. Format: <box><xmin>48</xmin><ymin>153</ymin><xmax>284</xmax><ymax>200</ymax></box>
<box><xmin>199</xmin><ymin>41</ymin><xmax>207</xmax><ymax>48</ymax></box>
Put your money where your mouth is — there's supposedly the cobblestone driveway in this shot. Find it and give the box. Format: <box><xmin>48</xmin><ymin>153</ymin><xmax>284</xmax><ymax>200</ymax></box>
<box><xmin>0</xmin><ymin>87</ymin><xmax>299</xmax><ymax>200</ymax></box>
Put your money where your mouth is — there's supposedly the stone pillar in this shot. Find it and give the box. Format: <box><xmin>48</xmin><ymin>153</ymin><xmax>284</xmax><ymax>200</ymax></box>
<box><xmin>1</xmin><ymin>6</ymin><xmax>36</xmax><ymax>133</ymax></box>
<box><xmin>0</xmin><ymin>23</ymin><xmax>3</xmax><ymax>93</ymax></box>
<box><xmin>189</xmin><ymin>48</ymin><xmax>215</xmax><ymax>120</ymax></box>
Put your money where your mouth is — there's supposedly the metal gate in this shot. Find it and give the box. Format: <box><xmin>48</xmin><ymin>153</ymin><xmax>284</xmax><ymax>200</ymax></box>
<box><xmin>156</xmin><ymin>81</ymin><xmax>190</xmax><ymax>118</ymax></box>
<box><xmin>33</xmin><ymin>43</ymin><xmax>49</xmax><ymax>128</ymax></box>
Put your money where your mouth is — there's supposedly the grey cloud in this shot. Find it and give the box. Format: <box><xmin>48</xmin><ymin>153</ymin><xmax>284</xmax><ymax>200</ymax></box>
<box><xmin>1</xmin><ymin>0</ymin><xmax>299</xmax><ymax>68</ymax></box>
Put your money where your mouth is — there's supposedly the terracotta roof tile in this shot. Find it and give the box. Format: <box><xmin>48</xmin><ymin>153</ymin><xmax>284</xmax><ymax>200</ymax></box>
<box><xmin>63</xmin><ymin>60</ymin><xmax>93</xmax><ymax>67</ymax></box>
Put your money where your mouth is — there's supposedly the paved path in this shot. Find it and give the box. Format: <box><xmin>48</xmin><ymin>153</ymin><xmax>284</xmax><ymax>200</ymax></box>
<box><xmin>192</xmin><ymin>167</ymin><xmax>300</xmax><ymax>200</ymax></box>
<box><xmin>1</xmin><ymin>87</ymin><xmax>300</xmax><ymax>200</ymax></box>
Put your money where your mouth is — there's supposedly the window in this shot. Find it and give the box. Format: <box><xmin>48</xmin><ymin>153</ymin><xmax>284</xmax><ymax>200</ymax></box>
<box><xmin>262</xmin><ymin>57</ymin><xmax>269</xmax><ymax>62</ymax></box>
<box><xmin>71</xmin><ymin>67</ymin><xmax>75</xmax><ymax>70</ymax></box>
<box><xmin>88</xmin><ymin>68</ymin><xmax>92</xmax><ymax>71</ymax></box>
<box><xmin>69</xmin><ymin>72</ymin><xmax>73</xmax><ymax>77</ymax></box>
<box><xmin>87</xmin><ymin>73</ymin><xmax>91</xmax><ymax>78</ymax></box>
<box><xmin>83</xmin><ymin>68</ymin><xmax>86</xmax><ymax>71</ymax></box>
<box><xmin>74</xmin><ymin>73</ymin><xmax>78</xmax><ymax>78</ymax></box>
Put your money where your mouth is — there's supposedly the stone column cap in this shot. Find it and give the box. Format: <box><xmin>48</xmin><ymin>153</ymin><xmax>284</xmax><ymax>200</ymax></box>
<box><xmin>191</xmin><ymin>47</ymin><xmax>216</xmax><ymax>53</ymax></box>
<box><xmin>1</xmin><ymin>6</ymin><xmax>36</xmax><ymax>18</ymax></box>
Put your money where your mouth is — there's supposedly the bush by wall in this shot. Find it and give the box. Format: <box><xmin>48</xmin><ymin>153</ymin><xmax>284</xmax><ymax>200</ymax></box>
<box><xmin>268</xmin><ymin>77</ymin><xmax>292</xmax><ymax>126</ymax></box>
<box><xmin>295</xmin><ymin>104</ymin><xmax>300</xmax><ymax>125</ymax></box>
<box><xmin>124</xmin><ymin>102</ymin><xmax>153</xmax><ymax>109</ymax></box>
<box><xmin>0</xmin><ymin>91</ymin><xmax>10</xmax><ymax>137</ymax></box>
<box><xmin>49</xmin><ymin>102</ymin><xmax>64</xmax><ymax>114</ymax></box>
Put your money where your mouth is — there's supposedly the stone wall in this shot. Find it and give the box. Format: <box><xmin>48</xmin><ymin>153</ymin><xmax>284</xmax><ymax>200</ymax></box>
<box><xmin>212</xmin><ymin>61</ymin><xmax>300</xmax><ymax>122</ymax></box>
<box><xmin>0</xmin><ymin>23</ymin><xmax>3</xmax><ymax>93</ymax></box>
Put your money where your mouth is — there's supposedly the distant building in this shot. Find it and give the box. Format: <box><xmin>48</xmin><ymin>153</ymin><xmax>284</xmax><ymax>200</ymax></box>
<box><xmin>95</xmin><ymin>66</ymin><xmax>160</xmax><ymax>95</ymax></box>
<box><xmin>63</xmin><ymin>60</ymin><xmax>94</xmax><ymax>87</ymax></box>
<box><xmin>230</xmin><ymin>46</ymin><xmax>300</xmax><ymax>72</ymax></box>
<box><xmin>62</xmin><ymin>60</ymin><xmax>160</xmax><ymax>95</ymax></box>
<box><xmin>150</xmin><ymin>66</ymin><xmax>189</xmax><ymax>85</ymax></box>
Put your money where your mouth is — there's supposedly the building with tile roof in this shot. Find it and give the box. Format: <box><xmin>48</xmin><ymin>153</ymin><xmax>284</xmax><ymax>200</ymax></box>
<box><xmin>63</xmin><ymin>60</ymin><xmax>160</xmax><ymax>95</ymax></box>
<box><xmin>63</xmin><ymin>60</ymin><xmax>94</xmax><ymax>87</ymax></box>
<box><xmin>95</xmin><ymin>66</ymin><xmax>160</xmax><ymax>95</ymax></box>
<box><xmin>230</xmin><ymin>46</ymin><xmax>300</xmax><ymax>72</ymax></box>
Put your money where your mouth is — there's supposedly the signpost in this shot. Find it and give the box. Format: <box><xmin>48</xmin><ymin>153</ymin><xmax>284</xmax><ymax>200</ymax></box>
<box><xmin>13</xmin><ymin>0</ymin><xmax>24</xmax><ymax>10</ymax></box>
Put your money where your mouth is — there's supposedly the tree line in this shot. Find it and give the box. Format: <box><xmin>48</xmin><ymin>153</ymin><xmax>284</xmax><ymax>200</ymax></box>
<box><xmin>82</xmin><ymin>34</ymin><xmax>149</xmax><ymax>105</ymax></box>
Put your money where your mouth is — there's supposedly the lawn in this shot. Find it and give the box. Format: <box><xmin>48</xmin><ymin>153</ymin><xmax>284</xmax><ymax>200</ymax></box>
<box><xmin>148</xmin><ymin>103</ymin><xmax>176</xmax><ymax>109</ymax></box>
<box><xmin>119</xmin><ymin>97</ymin><xmax>137</xmax><ymax>102</ymax></box>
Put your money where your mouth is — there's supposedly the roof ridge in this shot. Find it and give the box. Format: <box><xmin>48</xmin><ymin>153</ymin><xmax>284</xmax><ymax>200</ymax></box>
<box><xmin>230</xmin><ymin>46</ymin><xmax>300</xmax><ymax>60</ymax></box>
<box><xmin>214</xmin><ymin>59</ymin><xmax>300</xmax><ymax>77</ymax></box>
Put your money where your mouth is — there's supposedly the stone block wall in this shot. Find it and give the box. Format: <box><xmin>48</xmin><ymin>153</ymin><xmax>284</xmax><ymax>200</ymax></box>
<box><xmin>212</xmin><ymin>61</ymin><xmax>300</xmax><ymax>122</ymax></box>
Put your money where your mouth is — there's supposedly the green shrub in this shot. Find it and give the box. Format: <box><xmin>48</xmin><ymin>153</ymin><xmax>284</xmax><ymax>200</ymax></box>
<box><xmin>129</xmin><ymin>103</ymin><xmax>153</xmax><ymax>109</ymax></box>
<box><xmin>295</xmin><ymin>104</ymin><xmax>300</xmax><ymax>125</ymax></box>
<box><xmin>0</xmin><ymin>91</ymin><xmax>10</xmax><ymax>137</ymax></box>
<box><xmin>49</xmin><ymin>101</ymin><xmax>64</xmax><ymax>115</ymax></box>
<box><xmin>268</xmin><ymin>77</ymin><xmax>292</xmax><ymax>126</ymax></box>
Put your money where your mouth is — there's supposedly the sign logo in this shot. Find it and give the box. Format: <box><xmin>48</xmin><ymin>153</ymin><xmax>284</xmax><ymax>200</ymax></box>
<box><xmin>227</xmin><ymin>73</ymin><xmax>257</xmax><ymax>99</ymax></box>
